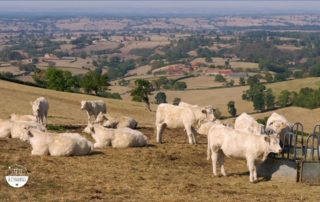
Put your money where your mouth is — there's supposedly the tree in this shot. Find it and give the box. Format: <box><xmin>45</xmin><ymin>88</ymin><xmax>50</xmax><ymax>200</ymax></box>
<box><xmin>214</xmin><ymin>74</ymin><xmax>226</xmax><ymax>82</ymax></box>
<box><xmin>172</xmin><ymin>97</ymin><xmax>181</xmax><ymax>105</ymax></box>
<box><xmin>264</xmin><ymin>73</ymin><xmax>274</xmax><ymax>83</ymax></box>
<box><xmin>227</xmin><ymin>101</ymin><xmax>237</xmax><ymax>117</ymax></box>
<box><xmin>131</xmin><ymin>79</ymin><xmax>153</xmax><ymax>111</ymax></box>
<box><xmin>252</xmin><ymin>91</ymin><xmax>265</xmax><ymax>112</ymax></box>
<box><xmin>46</xmin><ymin>68</ymin><xmax>79</xmax><ymax>92</ymax></box>
<box><xmin>155</xmin><ymin>92</ymin><xmax>167</xmax><ymax>104</ymax></box>
<box><xmin>265</xmin><ymin>88</ymin><xmax>275</xmax><ymax>110</ymax></box>
<box><xmin>278</xmin><ymin>90</ymin><xmax>292</xmax><ymax>107</ymax></box>
<box><xmin>205</xmin><ymin>57</ymin><xmax>213</xmax><ymax>63</ymax></box>
<box><xmin>239</xmin><ymin>77</ymin><xmax>246</xmax><ymax>85</ymax></box>
<box><xmin>80</xmin><ymin>70</ymin><xmax>109</xmax><ymax>95</ymax></box>
<box><xmin>247</xmin><ymin>76</ymin><xmax>259</xmax><ymax>86</ymax></box>
<box><xmin>293</xmin><ymin>71</ymin><xmax>303</xmax><ymax>78</ymax></box>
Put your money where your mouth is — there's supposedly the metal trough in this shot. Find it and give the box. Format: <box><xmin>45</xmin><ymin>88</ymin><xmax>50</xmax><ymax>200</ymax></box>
<box><xmin>258</xmin><ymin>123</ymin><xmax>320</xmax><ymax>184</ymax></box>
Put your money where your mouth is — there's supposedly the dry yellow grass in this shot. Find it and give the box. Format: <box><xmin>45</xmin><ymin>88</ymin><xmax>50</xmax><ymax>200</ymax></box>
<box><xmin>127</xmin><ymin>65</ymin><xmax>152</xmax><ymax>76</ymax></box>
<box><xmin>1</xmin><ymin>128</ymin><xmax>320</xmax><ymax>201</ymax></box>
<box><xmin>0</xmin><ymin>80</ymin><xmax>155</xmax><ymax>127</ymax></box>
<box><xmin>267</xmin><ymin>77</ymin><xmax>320</xmax><ymax>96</ymax></box>
<box><xmin>181</xmin><ymin>76</ymin><xmax>224</xmax><ymax>89</ymax></box>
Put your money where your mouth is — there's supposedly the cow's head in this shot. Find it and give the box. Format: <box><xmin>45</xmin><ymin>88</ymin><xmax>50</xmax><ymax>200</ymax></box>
<box><xmin>268</xmin><ymin>120</ymin><xmax>290</xmax><ymax>134</ymax></box>
<box><xmin>80</xmin><ymin>101</ymin><xmax>87</xmax><ymax>110</ymax></box>
<box><xmin>201</xmin><ymin>105</ymin><xmax>216</xmax><ymax>122</ymax></box>
<box><xmin>31</xmin><ymin>101</ymin><xmax>40</xmax><ymax>116</ymax></box>
<box><xmin>265</xmin><ymin>134</ymin><xmax>282</xmax><ymax>154</ymax></box>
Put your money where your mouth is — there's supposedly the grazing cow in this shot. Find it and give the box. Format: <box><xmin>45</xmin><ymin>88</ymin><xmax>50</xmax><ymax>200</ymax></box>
<box><xmin>89</xmin><ymin>124</ymin><xmax>148</xmax><ymax>148</ymax></box>
<box><xmin>94</xmin><ymin>112</ymin><xmax>138</xmax><ymax>129</ymax></box>
<box><xmin>155</xmin><ymin>103</ymin><xmax>214</xmax><ymax>144</ymax></box>
<box><xmin>10</xmin><ymin>113</ymin><xmax>37</xmax><ymax>122</ymax></box>
<box><xmin>179</xmin><ymin>102</ymin><xmax>216</xmax><ymax>127</ymax></box>
<box><xmin>266</xmin><ymin>112</ymin><xmax>292</xmax><ymax>143</ymax></box>
<box><xmin>81</xmin><ymin>100</ymin><xmax>106</xmax><ymax>124</ymax></box>
<box><xmin>31</xmin><ymin>97</ymin><xmax>49</xmax><ymax>126</ymax></box>
<box><xmin>27</xmin><ymin>129</ymin><xmax>93</xmax><ymax>156</ymax></box>
<box><xmin>197</xmin><ymin>120</ymin><xmax>224</xmax><ymax>136</ymax></box>
<box><xmin>207</xmin><ymin>127</ymin><xmax>281</xmax><ymax>183</ymax></box>
<box><xmin>234</xmin><ymin>113</ymin><xmax>264</xmax><ymax>135</ymax></box>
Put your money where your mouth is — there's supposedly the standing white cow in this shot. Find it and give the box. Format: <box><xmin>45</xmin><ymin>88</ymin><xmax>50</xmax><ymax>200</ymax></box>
<box><xmin>178</xmin><ymin>102</ymin><xmax>216</xmax><ymax>127</ymax></box>
<box><xmin>207</xmin><ymin>126</ymin><xmax>281</xmax><ymax>182</ymax></box>
<box><xmin>155</xmin><ymin>103</ymin><xmax>214</xmax><ymax>144</ymax></box>
<box><xmin>31</xmin><ymin>97</ymin><xmax>49</xmax><ymax>127</ymax></box>
<box><xmin>81</xmin><ymin>100</ymin><xmax>107</xmax><ymax>125</ymax></box>
<box><xmin>234</xmin><ymin>113</ymin><xmax>264</xmax><ymax>135</ymax></box>
<box><xmin>266</xmin><ymin>112</ymin><xmax>292</xmax><ymax>143</ymax></box>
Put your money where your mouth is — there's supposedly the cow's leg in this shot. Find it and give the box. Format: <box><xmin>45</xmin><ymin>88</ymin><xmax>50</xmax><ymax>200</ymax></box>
<box><xmin>218</xmin><ymin>150</ymin><xmax>226</xmax><ymax>176</ymax></box>
<box><xmin>246</xmin><ymin>157</ymin><xmax>255</xmax><ymax>182</ymax></box>
<box><xmin>185</xmin><ymin>125</ymin><xmax>196</xmax><ymax>144</ymax></box>
<box><xmin>252</xmin><ymin>162</ymin><xmax>257</xmax><ymax>182</ymax></box>
<box><xmin>191</xmin><ymin>127</ymin><xmax>197</xmax><ymax>144</ymax></box>
<box><xmin>211</xmin><ymin>148</ymin><xmax>218</xmax><ymax>176</ymax></box>
<box><xmin>156</xmin><ymin>123</ymin><xmax>166</xmax><ymax>144</ymax></box>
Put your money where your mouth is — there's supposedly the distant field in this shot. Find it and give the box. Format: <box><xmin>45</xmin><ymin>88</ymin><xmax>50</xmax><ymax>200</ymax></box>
<box><xmin>121</xmin><ymin>41</ymin><xmax>169</xmax><ymax>54</ymax></box>
<box><xmin>191</xmin><ymin>57</ymin><xmax>259</xmax><ymax>69</ymax></box>
<box><xmin>126</xmin><ymin>65</ymin><xmax>152</xmax><ymax>76</ymax></box>
<box><xmin>276</xmin><ymin>45</ymin><xmax>303</xmax><ymax>51</ymax></box>
<box><xmin>181</xmin><ymin>76</ymin><xmax>224</xmax><ymax>89</ymax></box>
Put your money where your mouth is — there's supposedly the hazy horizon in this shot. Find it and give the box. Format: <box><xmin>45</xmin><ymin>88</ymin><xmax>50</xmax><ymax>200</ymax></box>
<box><xmin>1</xmin><ymin>1</ymin><xmax>320</xmax><ymax>17</ymax></box>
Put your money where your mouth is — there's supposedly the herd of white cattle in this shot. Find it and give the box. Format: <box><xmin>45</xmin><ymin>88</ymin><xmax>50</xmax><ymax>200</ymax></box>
<box><xmin>0</xmin><ymin>98</ymin><xmax>292</xmax><ymax>182</ymax></box>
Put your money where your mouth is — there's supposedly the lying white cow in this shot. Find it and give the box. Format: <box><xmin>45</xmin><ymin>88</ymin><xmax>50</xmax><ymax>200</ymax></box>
<box><xmin>234</xmin><ymin>113</ymin><xmax>264</xmax><ymax>135</ymax></box>
<box><xmin>31</xmin><ymin>97</ymin><xmax>49</xmax><ymax>126</ymax></box>
<box><xmin>10</xmin><ymin>113</ymin><xmax>37</xmax><ymax>122</ymax></box>
<box><xmin>11</xmin><ymin>121</ymin><xmax>46</xmax><ymax>141</ymax></box>
<box><xmin>27</xmin><ymin>129</ymin><xmax>93</xmax><ymax>156</ymax></box>
<box><xmin>155</xmin><ymin>103</ymin><xmax>214</xmax><ymax>144</ymax></box>
<box><xmin>89</xmin><ymin>124</ymin><xmax>148</xmax><ymax>148</ymax></box>
<box><xmin>0</xmin><ymin>120</ymin><xmax>13</xmax><ymax>138</ymax></box>
<box><xmin>266</xmin><ymin>112</ymin><xmax>292</xmax><ymax>142</ymax></box>
<box><xmin>207</xmin><ymin>127</ymin><xmax>281</xmax><ymax>182</ymax></box>
<box><xmin>81</xmin><ymin>100</ymin><xmax>106</xmax><ymax>124</ymax></box>
<box><xmin>94</xmin><ymin>112</ymin><xmax>138</xmax><ymax>129</ymax></box>
<box><xmin>178</xmin><ymin>102</ymin><xmax>216</xmax><ymax>127</ymax></box>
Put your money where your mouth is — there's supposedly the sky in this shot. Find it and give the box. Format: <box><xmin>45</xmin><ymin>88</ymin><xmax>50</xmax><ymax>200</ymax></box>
<box><xmin>0</xmin><ymin>1</ymin><xmax>320</xmax><ymax>17</ymax></box>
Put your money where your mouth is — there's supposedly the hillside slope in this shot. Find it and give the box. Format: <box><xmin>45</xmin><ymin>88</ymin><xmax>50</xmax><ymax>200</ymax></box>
<box><xmin>0</xmin><ymin>80</ymin><xmax>155</xmax><ymax>127</ymax></box>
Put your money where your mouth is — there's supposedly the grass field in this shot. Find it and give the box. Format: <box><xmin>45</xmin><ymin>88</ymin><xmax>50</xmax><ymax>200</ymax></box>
<box><xmin>0</xmin><ymin>80</ymin><xmax>155</xmax><ymax>127</ymax></box>
<box><xmin>1</xmin><ymin>128</ymin><xmax>320</xmax><ymax>201</ymax></box>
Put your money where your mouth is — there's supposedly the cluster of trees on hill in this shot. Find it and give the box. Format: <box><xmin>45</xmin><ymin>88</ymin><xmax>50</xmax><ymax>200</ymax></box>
<box><xmin>242</xmin><ymin>77</ymin><xmax>275</xmax><ymax>112</ymax></box>
<box><xmin>152</xmin><ymin>76</ymin><xmax>187</xmax><ymax>91</ymax></box>
<box><xmin>278</xmin><ymin>88</ymin><xmax>320</xmax><ymax>109</ymax></box>
<box><xmin>33</xmin><ymin>67</ymin><xmax>121</xmax><ymax>99</ymax></box>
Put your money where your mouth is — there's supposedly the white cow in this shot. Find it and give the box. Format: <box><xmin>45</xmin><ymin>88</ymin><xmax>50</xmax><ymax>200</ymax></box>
<box><xmin>31</xmin><ymin>97</ymin><xmax>49</xmax><ymax>126</ymax></box>
<box><xmin>94</xmin><ymin>112</ymin><xmax>138</xmax><ymax>129</ymax></box>
<box><xmin>266</xmin><ymin>112</ymin><xmax>292</xmax><ymax>143</ymax></box>
<box><xmin>155</xmin><ymin>103</ymin><xmax>214</xmax><ymax>144</ymax></box>
<box><xmin>207</xmin><ymin>126</ymin><xmax>281</xmax><ymax>182</ymax></box>
<box><xmin>197</xmin><ymin>120</ymin><xmax>224</xmax><ymax>136</ymax></box>
<box><xmin>81</xmin><ymin>100</ymin><xmax>106</xmax><ymax>124</ymax></box>
<box><xmin>0</xmin><ymin>120</ymin><xmax>13</xmax><ymax>138</ymax></box>
<box><xmin>11</xmin><ymin>121</ymin><xmax>46</xmax><ymax>141</ymax></box>
<box><xmin>27</xmin><ymin>129</ymin><xmax>93</xmax><ymax>156</ymax></box>
<box><xmin>179</xmin><ymin>102</ymin><xmax>216</xmax><ymax>127</ymax></box>
<box><xmin>10</xmin><ymin>113</ymin><xmax>37</xmax><ymax>122</ymax></box>
<box><xmin>89</xmin><ymin>124</ymin><xmax>148</xmax><ymax>148</ymax></box>
<box><xmin>234</xmin><ymin>113</ymin><xmax>264</xmax><ymax>135</ymax></box>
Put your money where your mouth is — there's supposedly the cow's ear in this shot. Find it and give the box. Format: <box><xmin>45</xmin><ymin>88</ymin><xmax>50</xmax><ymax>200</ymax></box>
<box><xmin>264</xmin><ymin>136</ymin><xmax>270</xmax><ymax>143</ymax></box>
<box><xmin>27</xmin><ymin>131</ymin><xmax>33</xmax><ymax>138</ymax></box>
